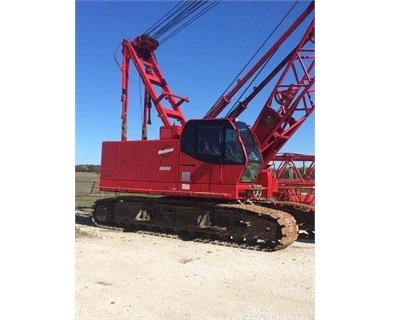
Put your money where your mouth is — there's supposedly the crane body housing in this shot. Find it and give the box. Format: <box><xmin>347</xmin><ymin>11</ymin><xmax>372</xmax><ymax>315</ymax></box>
<box><xmin>100</xmin><ymin>118</ymin><xmax>275</xmax><ymax>200</ymax></box>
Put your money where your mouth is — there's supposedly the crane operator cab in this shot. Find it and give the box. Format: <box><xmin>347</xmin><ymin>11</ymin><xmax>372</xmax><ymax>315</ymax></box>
<box><xmin>180</xmin><ymin>118</ymin><xmax>263</xmax><ymax>188</ymax></box>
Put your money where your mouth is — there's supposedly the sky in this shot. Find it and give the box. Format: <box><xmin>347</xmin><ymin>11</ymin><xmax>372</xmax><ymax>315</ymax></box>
<box><xmin>76</xmin><ymin>0</ymin><xmax>315</xmax><ymax>165</ymax></box>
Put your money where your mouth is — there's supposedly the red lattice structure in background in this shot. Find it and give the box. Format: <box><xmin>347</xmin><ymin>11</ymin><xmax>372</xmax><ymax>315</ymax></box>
<box><xmin>272</xmin><ymin>153</ymin><xmax>315</xmax><ymax>205</ymax></box>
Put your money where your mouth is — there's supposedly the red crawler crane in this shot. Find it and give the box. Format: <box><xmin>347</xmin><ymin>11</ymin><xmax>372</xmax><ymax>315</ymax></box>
<box><xmin>93</xmin><ymin>1</ymin><xmax>315</xmax><ymax>250</ymax></box>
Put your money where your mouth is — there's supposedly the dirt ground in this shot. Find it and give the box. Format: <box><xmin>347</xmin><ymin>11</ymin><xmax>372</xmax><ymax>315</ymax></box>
<box><xmin>75</xmin><ymin>210</ymin><xmax>315</xmax><ymax>320</ymax></box>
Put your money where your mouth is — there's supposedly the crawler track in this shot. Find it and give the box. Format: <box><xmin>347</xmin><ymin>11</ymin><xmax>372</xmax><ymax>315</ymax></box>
<box><xmin>257</xmin><ymin>200</ymin><xmax>315</xmax><ymax>239</ymax></box>
<box><xmin>92</xmin><ymin>196</ymin><xmax>298</xmax><ymax>251</ymax></box>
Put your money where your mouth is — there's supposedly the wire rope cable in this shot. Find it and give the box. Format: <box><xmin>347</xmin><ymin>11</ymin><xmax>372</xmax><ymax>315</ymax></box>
<box><xmin>144</xmin><ymin>1</ymin><xmax>221</xmax><ymax>45</ymax></box>
<box><xmin>217</xmin><ymin>1</ymin><xmax>301</xmax><ymax>117</ymax></box>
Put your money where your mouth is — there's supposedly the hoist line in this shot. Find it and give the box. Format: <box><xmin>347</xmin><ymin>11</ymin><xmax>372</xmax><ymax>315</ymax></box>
<box><xmin>143</xmin><ymin>1</ymin><xmax>221</xmax><ymax>45</ymax></box>
<box><xmin>147</xmin><ymin>1</ymin><xmax>198</xmax><ymax>38</ymax></box>
<box><xmin>151</xmin><ymin>1</ymin><xmax>207</xmax><ymax>40</ymax></box>
<box><xmin>144</xmin><ymin>1</ymin><xmax>183</xmax><ymax>36</ymax></box>
<box><xmin>158</xmin><ymin>1</ymin><xmax>221</xmax><ymax>45</ymax></box>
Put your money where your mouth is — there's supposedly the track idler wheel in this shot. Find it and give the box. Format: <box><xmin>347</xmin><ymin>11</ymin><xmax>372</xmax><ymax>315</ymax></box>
<box><xmin>93</xmin><ymin>203</ymin><xmax>114</xmax><ymax>224</ymax></box>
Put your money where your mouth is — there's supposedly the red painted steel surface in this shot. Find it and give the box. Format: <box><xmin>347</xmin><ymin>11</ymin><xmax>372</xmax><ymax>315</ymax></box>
<box><xmin>272</xmin><ymin>153</ymin><xmax>315</xmax><ymax>204</ymax></box>
<box><xmin>100</xmin><ymin>139</ymin><xmax>259</xmax><ymax>200</ymax></box>
<box><xmin>120</xmin><ymin>35</ymin><xmax>188</xmax><ymax>141</ymax></box>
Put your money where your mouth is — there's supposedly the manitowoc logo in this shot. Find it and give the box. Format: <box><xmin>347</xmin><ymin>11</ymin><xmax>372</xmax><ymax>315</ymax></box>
<box><xmin>158</xmin><ymin>146</ymin><xmax>174</xmax><ymax>157</ymax></box>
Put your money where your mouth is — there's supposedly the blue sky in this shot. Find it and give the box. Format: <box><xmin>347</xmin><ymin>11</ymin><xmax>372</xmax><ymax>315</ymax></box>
<box><xmin>76</xmin><ymin>0</ymin><xmax>315</xmax><ymax>165</ymax></box>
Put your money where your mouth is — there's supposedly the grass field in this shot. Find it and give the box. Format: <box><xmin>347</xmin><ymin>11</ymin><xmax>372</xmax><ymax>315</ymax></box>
<box><xmin>75</xmin><ymin>194</ymin><xmax>112</xmax><ymax>209</ymax></box>
<box><xmin>75</xmin><ymin>172</ymin><xmax>139</xmax><ymax>209</ymax></box>
<box><xmin>75</xmin><ymin>172</ymin><xmax>100</xmax><ymax>194</ymax></box>
<box><xmin>75</xmin><ymin>172</ymin><xmax>110</xmax><ymax>208</ymax></box>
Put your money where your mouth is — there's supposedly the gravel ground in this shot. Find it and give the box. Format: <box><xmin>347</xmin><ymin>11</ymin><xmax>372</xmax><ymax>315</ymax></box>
<box><xmin>75</xmin><ymin>210</ymin><xmax>315</xmax><ymax>320</ymax></box>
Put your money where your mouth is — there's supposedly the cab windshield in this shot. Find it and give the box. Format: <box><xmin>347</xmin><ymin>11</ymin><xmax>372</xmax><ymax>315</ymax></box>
<box><xmin>180</xmin><ymin>119</ymin><xmax>263</xmax><ymax>182</ymax></box>
<box><xmin>234</xmin><ymin>121</ymin><xmax>262</xmax><ymax>162</ymax></box>
<box><xmin>234</xmin><ymin>121</ymin><xmax>263</xmax><ymax>182</ymax></box>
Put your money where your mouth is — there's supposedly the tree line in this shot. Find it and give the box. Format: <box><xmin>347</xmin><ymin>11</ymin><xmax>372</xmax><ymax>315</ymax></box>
<box><xmin>75</xmin><ymin>164</ymin><xmax>100</xmax><ymax>173</ymax></box>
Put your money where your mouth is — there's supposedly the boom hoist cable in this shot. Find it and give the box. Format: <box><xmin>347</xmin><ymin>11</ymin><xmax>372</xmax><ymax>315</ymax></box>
<box><xmin>145</xmin><ymin>0</ymin><xmax>221</xmax><ymax>45</ymax></box>
<box><xmin>203</xmin><ymin>0</ymin><xmax>303</xmax><ymax>119</ymax></box>
<box><xmin>224</xmin><ymin>1</ymin><xmax>298</xmax><ymax>117</ymax></box>
<box><xmin>114</xmin><ymin>1</ymin><xmax>219</xmax><ymax>66</ymax></box>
